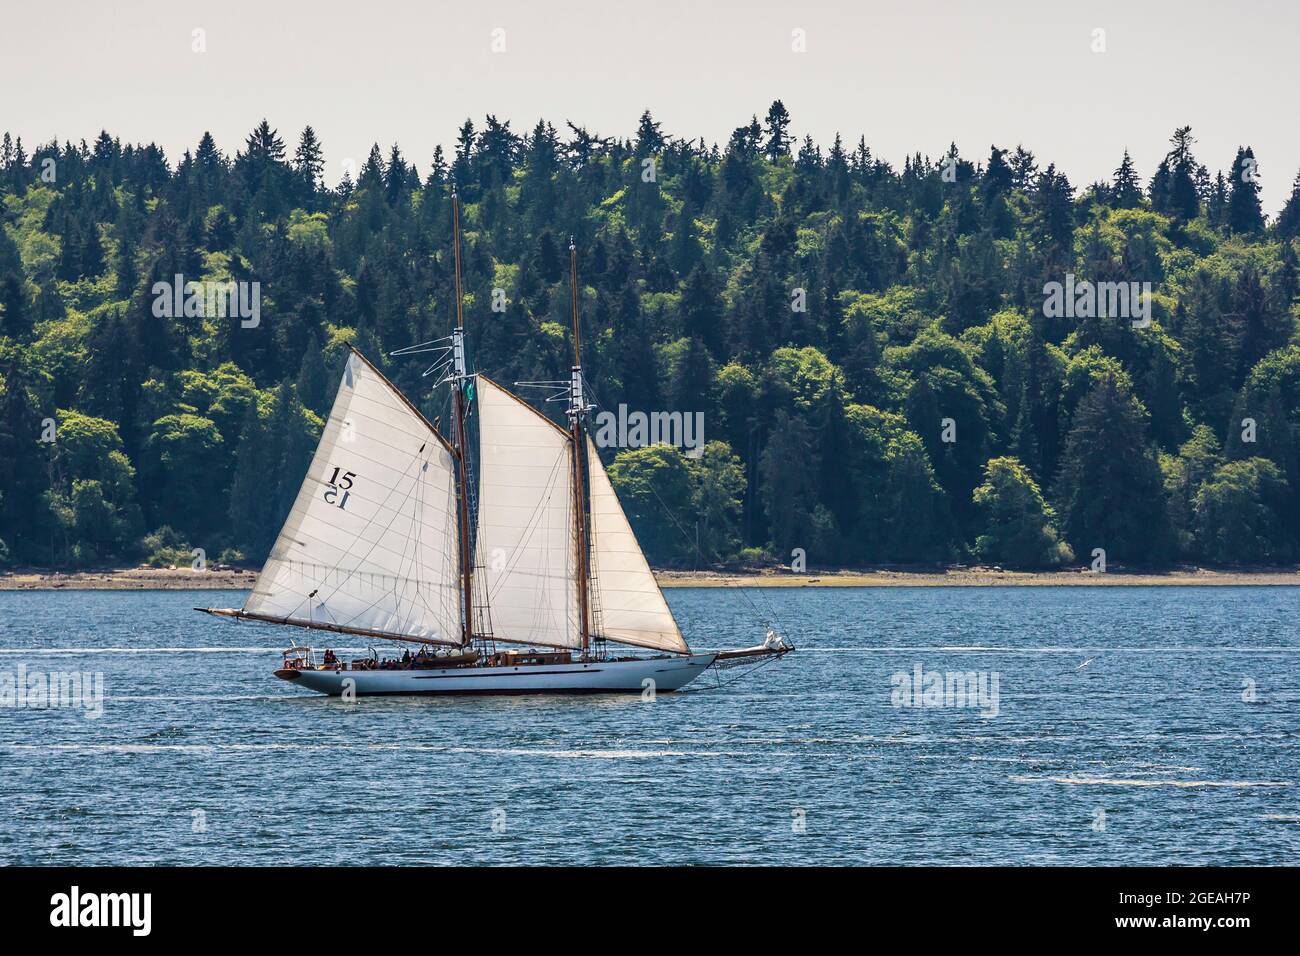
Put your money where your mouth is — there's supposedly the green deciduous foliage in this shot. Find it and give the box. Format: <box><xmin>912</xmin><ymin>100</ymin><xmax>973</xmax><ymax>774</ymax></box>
<box><xmin>844</xmin><ymin>404</ymin><xmax>952</xmax><ymax>562</ymax></box>
<box><xmin>601</xmin><ymin>439</ymin><xmax>748</xmax><ymax>567</ymax></box>
<box><xmin>43</xmin><ymin>410</ymin><xmax>143</xmax><ymax>563</ymax></box>
<box><xmin>688</xmin><ymin>441</ymin><xmax>747</xmax><ymax>564</ymax></box>
<box><xmin>141</xmin><ymin>413</ymin><xmax>226</xmax><ymax>540</ymax></box>
<box><xmin>972</xmin><ymin>456</ymin><xmax>1073</xmax><ymax>568</ymax></box>
<box><xmin>1194</xmin><ymin>458</ymin><xmax>1291</xmax><ymax>563</ymax></box>
<box><xmin>1162</xmin><ymin>424</ymin><xmax>1224</xmax><ymax>557</ymax></box>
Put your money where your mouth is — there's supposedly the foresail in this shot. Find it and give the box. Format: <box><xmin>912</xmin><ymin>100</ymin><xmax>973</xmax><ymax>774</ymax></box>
<box><xmin>475</xmin><ymin>375</ymin><xmax>581</xmax><ymax>650</ymax></box>
<box><xmin>243</xmin><ymin>349</ymin><xmax>462</xmax><ymax>646</ymax></box>
<box><xmin>585</xmin><ymin>438</ymin><xmax>689</xmax><ymax>654</ymax></box>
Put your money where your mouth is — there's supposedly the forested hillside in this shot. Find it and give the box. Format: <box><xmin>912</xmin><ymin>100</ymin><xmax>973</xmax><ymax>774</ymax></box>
<box><xmin>2</xmin><ymin>106</ymin><xmax>1299</xmax><ymax>571</ymax></box>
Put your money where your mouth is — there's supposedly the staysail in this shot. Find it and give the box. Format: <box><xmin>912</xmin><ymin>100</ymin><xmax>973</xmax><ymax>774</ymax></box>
<box><xmin>238</xmin><ymin>348</ymin><xmax>463</xmax><ymax>645</ymax></box>
<box><xmin>474</xmin><ymin>375</ymin><xmax>582</xmax><ymax>650</ymax></box>
<box><xmin>585</xmin><ymin>438</ymin><xmax>689</xmax><ymax>654</ymax></box>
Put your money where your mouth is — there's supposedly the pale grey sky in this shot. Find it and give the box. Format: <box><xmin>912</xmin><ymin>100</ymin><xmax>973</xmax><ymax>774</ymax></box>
<box><xmin>3</xmin><ymin>0</ymin><xmax>1297</xmax><ymax>212</ymax></box>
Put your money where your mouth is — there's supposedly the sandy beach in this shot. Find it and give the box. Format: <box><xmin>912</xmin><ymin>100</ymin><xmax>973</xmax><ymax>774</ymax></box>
<box><xmin>0</xmin><ymin>566</ymin><xmax>260</xmax><ymax>590</ymax></box>
<box><xmin>2</xmin><ymin>565</ymin><xmax>1298</xmax><ymax>590</ymax></box>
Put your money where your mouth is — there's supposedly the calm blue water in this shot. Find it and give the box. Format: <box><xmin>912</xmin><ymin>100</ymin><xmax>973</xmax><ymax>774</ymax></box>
<box><xmin>1</xmin><ymin>586</ymin><xmax>1297</xmax><ymax>865</ymax></box>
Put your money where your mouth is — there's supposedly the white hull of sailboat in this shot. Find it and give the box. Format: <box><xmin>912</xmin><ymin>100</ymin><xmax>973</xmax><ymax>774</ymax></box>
<box><xmin>278</xmin><ymin>653</ymin><xmax>719</xmax><ymax>696</ymax></box>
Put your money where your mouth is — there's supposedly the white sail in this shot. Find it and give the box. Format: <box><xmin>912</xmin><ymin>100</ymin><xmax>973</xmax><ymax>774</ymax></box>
<box><xmin>586</xmin><ymin>438</ymin><xmax>689</xmax><ymax>654</ymax></box>
<box><xmin>243</xmin><ymin>349</ymin><xmax>463</xmax><ymax>645</ymax></box>
<box><xmin>474</xmin><ymin>376</ymin><xmax>581</xmax><ymax>649</ymax></box>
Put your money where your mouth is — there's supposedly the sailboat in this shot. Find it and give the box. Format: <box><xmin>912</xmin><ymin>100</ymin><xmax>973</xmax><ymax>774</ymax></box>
<box><xmin>200</xmin><ymin>200</ymin><xmax>792</xmax><ymax>695</ymax></box>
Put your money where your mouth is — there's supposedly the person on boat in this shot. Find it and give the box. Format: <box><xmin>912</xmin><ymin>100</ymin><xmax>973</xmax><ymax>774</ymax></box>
<box><xmin>401</xmin><ymin>649</ymin><xmax>411</xmax><ymax>667</ymax></box>
<box><xmin>322</xmin><ymin>648</ymin><xmax>336</xmax><ymax>666</ymax></box>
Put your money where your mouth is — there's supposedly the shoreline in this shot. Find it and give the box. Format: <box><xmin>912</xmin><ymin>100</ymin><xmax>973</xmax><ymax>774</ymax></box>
<box><xmin>2</xmin><ymin>565</ymin><xmax>1299</xmax><ymax>591</ymax></box>
<box><xmin>655</xmin><ymin>568</ymin><xmax>1300</xmax><ymax>588</ymax></box>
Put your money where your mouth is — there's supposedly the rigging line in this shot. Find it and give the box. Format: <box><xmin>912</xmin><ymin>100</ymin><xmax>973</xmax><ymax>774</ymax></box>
<box><xmin>561</xmin><ymin>444</ymin><xmax>576</xmax><ymax>645</ymax></box>
<box><xmin>271</xmin><ymin>411</ymin><xmax>434</xmax><ymax>620</ymax></box>
<box><xmin>487</xmin><ymin>451</ymin><xmax>574</xmax><ymax>647</ymax></box>
<box><xmin>633</xmin><ymin>442</ymin><xmax>792</xmax><ymax>640</ymax></box>
<box><xmin>300</xmin><ymin>474</ymin><xmax>423</xmax><ymax>625</ymax></box>
<box><xmin>348</xmin><ymin>465</ymin><xmax>428</xmax><ymax>636</ymax></box>
<box><xmin>287</xmin><ymin>473</ymin><xmax>443</xmax><ymax>528</ymax></box>
<box><xmin>339</xmin><ymin>589</ymin><xmax>408</xmax><ymax>637</ymax></box>
<box><xmin>404</xmin><ymin>447</ymin><xmax>438</xmax><ymax>636</ymax></box>
<box><xmin>267</xmin><ymin>518</ymin><xmax>445</xmax><ymax>578</ymax></box>
<box><xmin>330</xmin><ymin>559</ymin><xmax>452</xmax><ymax>642</ymax></box>
<box><xmin>391</xmin><ymin>335</ymin><xmax>454</xmax><ymax>355</ymax></box>
<box><xmin>310</xmin><ymin>595</ymin><xmax>341</xmax><ymax>627</ymax></box>
<box><xmin>407</xmin><ymin>451</ymin><xmax>427</xmax><ymax>636</ymax></box>
<box><xmin>412</xmin><ymin>454</ymin><xmax>454</xmax><ymax>636</ymax></box>
<box><xmin>482</xmin><ymin>448</ymin><xmax>568</xmax><ymax>604</ymax></box>
<box><xmin>308</xmin><ymin>450</ymin><xmax>429</xmax><ymax>624</ymax></box>
<box><xmin>391</xmin><ymin>450</ymin><xmax>427</xmax><ymax>639</ymax></box>
<box><xmin>411</xmin><ymin>453</ymin><xmax>457</xmax><ymax>640</ymax></box>
<box><xmin>680</xmin><ymin>650</ymin><xmax>783</xmax><ymax>693</ymax></box>
<box><xmin>576</xmin><ymin>384</ymin><xmax>790</xmax><ymax>636</ymax></box>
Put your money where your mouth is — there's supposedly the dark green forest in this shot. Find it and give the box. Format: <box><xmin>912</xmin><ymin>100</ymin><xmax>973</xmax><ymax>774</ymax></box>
<box><xmin>2</xmin><ymin>106</ymin><xmax>1300</xmax><ymax>571</ymax></box>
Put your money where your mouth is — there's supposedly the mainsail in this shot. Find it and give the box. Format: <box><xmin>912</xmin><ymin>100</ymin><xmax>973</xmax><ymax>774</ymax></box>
<box><xmin>237</xmin><ymin>348</ymin><xmax>463</xmax><ymax>645</ymax></box>
<box><xmin>585</xmin><ymin>438</ymin><xmax>689</xmax><ymax>654</ymax></box>
<box><xmin>474</xmin><ymin>375</ymin><xmax>582</xmax><ymax>650</ymax></box>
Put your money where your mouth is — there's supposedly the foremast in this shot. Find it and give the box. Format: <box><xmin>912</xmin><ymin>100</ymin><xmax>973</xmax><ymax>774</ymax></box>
<box><xmin>566</xmin><ymin>239</ymin><xmax>595</xmax><ymax>659</ymax></box>
<box><xmin>450</xmin><ymin>193</ymin><xmax>475</xmax><ymax>648</ymax></box>
<box><xmin>385</xmin><ymin>188</ymin><xmax>482</xmax><ymax>648</ymax></box>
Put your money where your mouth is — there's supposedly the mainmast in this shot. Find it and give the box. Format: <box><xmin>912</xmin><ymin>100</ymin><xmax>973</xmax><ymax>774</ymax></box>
<box><xmin>451</xmin><ymin>193</ymin><xmax>474</xmax><ymax>647</ymax></box>
<box><xmin>568</xmin><ymin>238</ymin><xmax>592</xmax><ymax>657</ymax></box>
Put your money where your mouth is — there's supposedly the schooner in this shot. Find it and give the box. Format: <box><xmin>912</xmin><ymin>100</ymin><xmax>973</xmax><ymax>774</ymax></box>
<box><xmin>200</xmin><ymin>201</ymin><xmax>791</xmax><ymax>695</ymax></box>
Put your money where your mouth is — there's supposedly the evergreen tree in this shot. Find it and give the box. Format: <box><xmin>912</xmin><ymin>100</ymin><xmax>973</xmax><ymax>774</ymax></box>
<box><xmin>1112</xmin><ymin>150</ymin><xmax>1143</xmax><ymax>208</ymax></box>
<box><xmin>0</xmin><ymin>225</ymin><xmax>29</xmax><ymax>338</ymax></box>
<box><xmin>1052</xmin><ymin>372</ymin><xmax>1174</xmax><ymax>565</ymax></box>
<box><xmin>633</xmin><ymin>110</ymin><xmax>665</xmax><ymax>158</ymax></box>
<box><xmin>195</xmin><ymin>131</ymin><xmax>223</xmax><ymax>173</ymax></box>
<box><xmin>0</xmin><ymin>114</ymin><xmax>1296</xmax><ymax>569</ymax></box>
<box><xmin>1226</xmin><ymin>146</ymin><xmax>1265</xmax><ymax>234</ymax></box>
<box><xmin>680</xmin><ymin>263</ymin><xmax>725</xmax><ymax>357</ymax></box>
<box><xmin>759</xmin><ymin>410</ymin><xmax>817</xmax><ymax>561</ymax></box>
<box><xmin>1009</xmin><ymin>145</ymin><xmax>1037</xmax><ymax>191</ymax></box>
<box><xmin>295</xmin><ymin>333</ymin><xmax>331</xmax><ymax>416</ymax></box>
<box><xmin>1168</xmin><ymin>126</ymin><xmax>1200</xmax><ymax>220</ymax></box>
<box><xmin>763</xmin><ymin>100</ymin><xmax>792</xmax><ymax>160</ymax></box>
<box><xmin>688</xmin><ymin>441</ymin><xmax>746</xmax><ymax>563</ymax></box>
<box><xmin>1277</xmin><ymin>170</ymin><xmax>1300</xmax><ymax>240</ymax></box>
<box><xmin>384</xmin><ymin>143</ymin><xmax>408</xmax><ymax>205</ymax></box>
<box><xmin>228</xmin><ymin>402</ymin><xmax>277</xmax><ymax>561</ymax></box>
<box><xmin>293</xmin><ymin>125</ymin><xmax>325</xmax><ymax>197</ymax></box>
<box><xmin>0</xmin><ymin>363</ymin><xmax>46</xmax><ymax>562</ymax></box>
